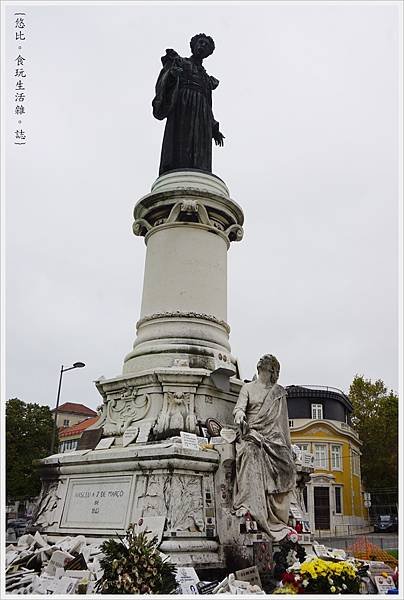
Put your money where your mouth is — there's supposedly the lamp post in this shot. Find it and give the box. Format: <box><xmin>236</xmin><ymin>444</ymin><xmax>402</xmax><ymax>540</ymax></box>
<box><xmin>50</xmin><ymin>362</ymin><xmax>85</xmax><ymax>454</ymax></box>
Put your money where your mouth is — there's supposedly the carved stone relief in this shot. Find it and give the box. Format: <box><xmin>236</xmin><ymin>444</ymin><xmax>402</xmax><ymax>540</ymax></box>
<box><xmin>136</xmin><ymin>474</ymin><xmax>167</xmax><ymax>516</ymax></box>
<box><xmin>31</xmin><ymin>480</ymin><xmax>63</xmax><ymax>528</ymax></box>
<box><xmin>167</xmin><ymin>475</ymin><xmax>204</xmax><ymax>532</ymax></box>
<box><xmin>154</xmin><ymin>391</ymin><xmax>197</xmax><ymax>437</ymax></box>
<box><xmin>132</xmin><ymin>218</ymin><xmax>152</xmax><ymax>236</ymax></box>
<box><xmin>307</xmin><ymin>426</ymin><xmax>329</xmax><ymax>434</ymax></box>
<box><xmin>225</xmin><ymin>223</ymin><xmax>244</xmax><ymax>242</ymax></box>
<box><xmin>132</xmin><ymin>194</ymin><xmax>243</xmax><ymax>243</ymax></box>
<box><xmin>101</xmin><ymin>385</ymin><xmax>151</xmax><ymax>436</ymax></box>
<box><xmin>166</xmin><ymin>200</ymin><xmax>211</xmax><ymax>225</ymax></box>
<box><xmin>135</xmin><ymin>473</ymin><xmax>205</xmax><ymax>533</ymax></box>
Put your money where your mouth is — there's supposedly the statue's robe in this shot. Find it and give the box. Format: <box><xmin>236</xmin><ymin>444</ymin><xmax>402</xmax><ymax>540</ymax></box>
<box><xmin>152</xmin><ymin>50</ymin><xmax>219</xmax><ymax>175</ymax></box>
<box><xmin>233</xmin><ymin>381</ymin><xmax>296</xmax><ymax>541</ymax></box>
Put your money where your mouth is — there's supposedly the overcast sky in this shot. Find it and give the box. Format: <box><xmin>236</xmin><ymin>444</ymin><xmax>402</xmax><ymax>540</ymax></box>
<box><xmin>5</xmin><ymin>1</ymin><xmax>400</xmax><ymax>412</ymax></box>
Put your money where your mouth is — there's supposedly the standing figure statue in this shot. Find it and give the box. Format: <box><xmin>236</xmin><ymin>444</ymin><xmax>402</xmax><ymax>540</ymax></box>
<box><xmin>152</xmin><ymin>34</ymin><xmax>224</xmax><ymax>176</ymax></box>
<box><xmin>233</xmin><ymin>354</ymin><xmax>297</xmax><ymax>541</ymax></box>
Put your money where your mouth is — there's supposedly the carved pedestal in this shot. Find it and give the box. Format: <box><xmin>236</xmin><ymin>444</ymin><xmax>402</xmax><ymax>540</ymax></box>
<box><xmin>90</xmin><ymin>171</ymin><xmax>244</xmax><ymax>441</ymax></box>
<box><xmin>93</xmin><ymin>369</ymin><xmax>242</xmax><ymax>441</ymax></box>
<box><xmin>34</xmin><ymin>172</ymin><xmax>246</xmax><ymax>570</ymax></box>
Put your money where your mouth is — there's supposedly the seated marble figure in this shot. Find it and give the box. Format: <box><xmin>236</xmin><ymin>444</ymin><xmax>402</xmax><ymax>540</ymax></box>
<box><xmin>233</xmin><ymin>354</ymin><xmax>297</xmax><ymax>542</ymax></box>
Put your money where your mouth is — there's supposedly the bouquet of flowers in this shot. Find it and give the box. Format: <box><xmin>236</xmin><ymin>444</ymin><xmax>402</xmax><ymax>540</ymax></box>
<box><xmin>274</xmin><ymin>557</ymin><xmax>361</xmax><ymax>594</ymax></box>
<box><xmin>95</xmin><ymin>524</ymin><xmax>177</xmax><ymax>594</ymax></box>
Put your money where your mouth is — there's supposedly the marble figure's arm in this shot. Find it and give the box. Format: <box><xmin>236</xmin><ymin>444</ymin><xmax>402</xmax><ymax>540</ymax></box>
<box><xmin>233</xmin><ymin>385</ymin><xmax>249</xmax><ymax>425</ymax></box>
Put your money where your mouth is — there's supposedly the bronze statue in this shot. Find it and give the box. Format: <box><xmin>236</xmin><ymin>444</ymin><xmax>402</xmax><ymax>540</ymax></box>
<box><xmin>152</xmin><ymin>34</ymin><xmax>224</xmax><ymax>176</ymax></box>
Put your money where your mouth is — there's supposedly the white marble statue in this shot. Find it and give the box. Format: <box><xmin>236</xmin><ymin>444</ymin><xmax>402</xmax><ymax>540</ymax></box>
<box><xmin>233</xmin><ymin>354</ymin><xmax>297</xmax><ymax>541</ymax></box>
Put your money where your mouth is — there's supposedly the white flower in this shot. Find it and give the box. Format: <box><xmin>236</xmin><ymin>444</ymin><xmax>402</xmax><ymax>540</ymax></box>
<box><xmin>333</xmin><ymin>549</ymin><xmax>346</xmax><ymax>559</ymax></box>
<box><xmin>302</xmin><ymin>580</ymin><xmax>309</xmax><ymax>587</ymax></box>
<box><xmin>303</xmin><ymin>554</ymin><xmax>316</xmax><ymax>563</ymax></box>
<box><xmin>342</xmin><ymin>584</ymin><xmax>347</xmax><ymax>590</ymax></box>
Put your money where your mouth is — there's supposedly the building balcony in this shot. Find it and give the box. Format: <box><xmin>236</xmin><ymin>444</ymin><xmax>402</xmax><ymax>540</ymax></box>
<box><xmin>289</xmin><ymin>418</ymin><xmax>359</xmax><ymax>440</ymax></box>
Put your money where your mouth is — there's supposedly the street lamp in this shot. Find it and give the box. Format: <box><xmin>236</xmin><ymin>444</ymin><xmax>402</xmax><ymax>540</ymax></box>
<box><xmin>50</xmin><ymin>362</ymin><xmax>86</xmax><ymax>454</ymax></box>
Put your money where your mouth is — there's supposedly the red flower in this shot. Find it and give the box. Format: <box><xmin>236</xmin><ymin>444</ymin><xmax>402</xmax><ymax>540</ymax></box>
<box><xmin>281</xmin><ymin>572</ymin><xmax>299</xmax><ymax>585</ymax></box>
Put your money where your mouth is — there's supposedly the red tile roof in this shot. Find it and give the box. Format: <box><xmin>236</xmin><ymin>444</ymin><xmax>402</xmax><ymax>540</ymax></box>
<box><xmin>59</xmin><ymin>416</ymin><xmax>99</xmax><ymax>438</ymax></box>
<box><xmin>52</xmin><ymin>402</ymin><xmax>97</xmax><ymax>417</ymax></box>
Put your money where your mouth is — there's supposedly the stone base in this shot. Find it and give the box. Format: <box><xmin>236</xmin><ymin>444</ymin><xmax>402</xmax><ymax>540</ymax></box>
<box><xmin>32</xmin><ymin>426</ymin><xmax>306</xmax><ymax>575</ymax></box>
<box><xmin>33</xmin><ymin>355</ymin><xmax>248</xmax><ymax>570</ymax></box>
<box><xmin>32</xmin><ymin>438</ymin><xmax>278</xmax><ymax>574</ymax></box>
<box><xmin>32</xmin><ymin>441</ymin><xmax>224</xmax><ymax>569</ymax></box>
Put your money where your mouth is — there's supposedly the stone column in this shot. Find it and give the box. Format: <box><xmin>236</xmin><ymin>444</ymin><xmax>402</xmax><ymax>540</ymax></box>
<box><xmin>33</xmin><ymin>171</ymin><xmax>246</xmax><ymax>570</ymax></box>
<box><xmin>123</xmin><ymin>170</ymin><xmax>244</xmax><ymax>375</ymax></box>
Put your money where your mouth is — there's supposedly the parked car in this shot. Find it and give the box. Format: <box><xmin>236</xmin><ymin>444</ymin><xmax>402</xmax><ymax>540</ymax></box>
<box><xmin>374</xmin><ymin>514</ymin><xmax>398</xmax><ymax>533</ymax></box>
<box><xmin>6</xmin><ymin>518</ymin><xmax>29</xmax><ymax>537</ymax></box>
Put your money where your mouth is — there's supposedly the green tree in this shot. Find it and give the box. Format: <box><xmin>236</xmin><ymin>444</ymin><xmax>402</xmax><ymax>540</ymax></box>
<box><xmin>6</xmin><ymin>398</ymin><xmax>56</xmax><ymax>500</ymax></box>
<box><xmin>349</xmin><ymin>376</ymin><xmax>398</xmax><ymax>495</ymax></box>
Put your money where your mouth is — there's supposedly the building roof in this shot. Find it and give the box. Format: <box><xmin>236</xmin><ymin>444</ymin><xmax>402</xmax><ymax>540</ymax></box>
<box><xmin>52</xmin><ymin>402</ymin><xmax>97</xmax><ymax>417</ymax></box>
<box><xmin>59</xmin><ymin>416</ymin><xmax>99</xmax><ymax>438</ymax></box>
<box><xmin>286</xmin><ymin>385</ymin><xmax>353</xmax><ymax>411</ymax></box>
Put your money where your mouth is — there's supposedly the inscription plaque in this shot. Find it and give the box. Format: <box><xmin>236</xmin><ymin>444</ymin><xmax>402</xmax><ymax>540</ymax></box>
<box><xmin>61</xmin><ymin>476</ymin><xmax>134</xmax><ymax>529</ymax></box>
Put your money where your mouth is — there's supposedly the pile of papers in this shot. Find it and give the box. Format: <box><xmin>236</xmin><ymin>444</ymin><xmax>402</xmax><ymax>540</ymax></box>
<box><xmin>211</xmin><ymin>574</ymin><xmax>265</xmax><ymax>595</ymax></box>
<box><xmin>174</xmin><ymin>565</ymin><xmax>266</xmax><ymax>595</ymax></box>
<box><xmin>5</xmin><ymin>532</ymin><xmax>104</xmax><ymax>594</ymax></box>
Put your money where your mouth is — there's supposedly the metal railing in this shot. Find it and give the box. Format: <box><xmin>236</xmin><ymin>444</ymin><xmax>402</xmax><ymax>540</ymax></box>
<box><xmin>294</xmin><ymin>384</ymin><xmax>350</xmax><ymax>398</ymax></box>
<box><xmin>315</xmin><ymin>532</ymin><xmax>398</xmax><ymax>552</ymax></box>
<box><xmin>316</xmin><ymin>523</ymin><xmax>373</xmax><ymax>539</ymax></box>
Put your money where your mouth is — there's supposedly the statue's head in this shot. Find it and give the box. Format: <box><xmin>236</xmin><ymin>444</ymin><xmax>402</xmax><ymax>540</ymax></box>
<box><xmin>257</xmin><ymin>354</ymin><xmax>280</xmax><ymax>384</ymax></box>
<box><xmin>190</xmin><ymin>33</ymin><xmax>215</xmax><ymax>59</ymax></box>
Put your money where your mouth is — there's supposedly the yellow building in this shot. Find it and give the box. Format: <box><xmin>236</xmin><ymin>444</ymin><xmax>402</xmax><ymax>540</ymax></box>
<box><xmin>287</xmin><ymin>385</ymin><xmax>371</xmax><ymax>536</ymax></box>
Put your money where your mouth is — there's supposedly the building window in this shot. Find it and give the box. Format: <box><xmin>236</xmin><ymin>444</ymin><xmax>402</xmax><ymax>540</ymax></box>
<box><xmin>63</xmin><ymin>419</ymin><xmax>70</xmax><ymax>427</ymax></box>
<box><xmin>60</xmin><ymin>440</ymin><xmax>76</xmax><ymax>453</ymax></box>
<box><xmin>314</xmin><ymin>444</ymin><xmax>328</xmax><ymax>469</ymax></box>
<box><xmin>352</xmin><ymin>450</ymin><xmax>360</xmax><ymax>476</ymax></box>
<box><xmin>60</xmin><ymin>439</ymin><xmax>78</xmax><ymax>452</ymax></box>
<box><xmin>335</xmin><ymin>486</ymin><xmax>343</xmax><ymax>514</ymax></box>
<box><xmin>296</xmin><ymin>443</ymin><xmax>310</xmax><ymax>452</ymax></box>
<box><xmin>331</xmin><ymin>445</ymin><xmax>342</xmax><ymax>470</ymax></box>
<box><xmin>311</xmin><ymin>404</ymin><xmax>323</xmax><ymax>420</ymax></box>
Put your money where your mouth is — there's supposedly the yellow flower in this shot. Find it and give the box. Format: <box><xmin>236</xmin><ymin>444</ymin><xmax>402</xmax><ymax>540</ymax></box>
<box><xmin>330</xmin><ymin>586</ymin><xmax>336</xmax><ymax>593</ymax></box>
<box><xmin>273</xmin><ymin>584</ymin><xmax>298</xmax><ymax>595</ymax></box>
